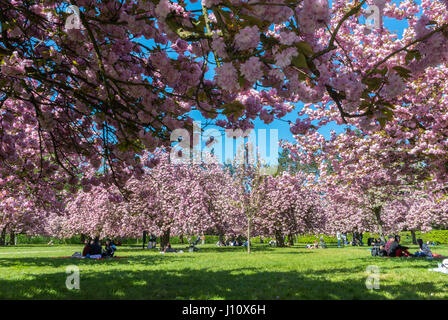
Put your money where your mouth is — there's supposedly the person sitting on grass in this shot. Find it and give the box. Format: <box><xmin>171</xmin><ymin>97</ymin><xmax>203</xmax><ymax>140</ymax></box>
<box><xmin>387</xmin><ymin>235</ymin><xmax>412</xmax><ymax>257</ymax></box>
<box><xmin>147</xmin><ymin>234</ymin><xmax>157</xmax><ymax>249</ymax></box>
<box><xmin>384</xmin><ymin>236</ymin><xmax>394</xmax><ymax>254</ymax></box>
<box><xmin>102</xmin><ymin>239</ymin><xmax>116</xmax><ymax>258</ymax></box>
<box><xmin>82</xmin><ymin>239</ymin><xmax>91</xmax><ymax>257</ymax></box>
<box><xmin>87</xmin><ymin>238</ymin><xmax>103</xmax><ymax>258</ymax></box>
<box><xmin>216</xmin><ymin>240</ymin><xmax>226</xmax><ymax>247</ymax></box>
<box><xmin>414</xmin><ymin>239</ymin><xmax>447</xmax><ymax>258</ymax></box>
<box><xmin>307</xmin><ymin>240</ymin><xmax>319</xmax><ymax>249</ymax></box>
<box><xmin>371</xmin><ymin>238</ymin><xmax>387</xmax><ymax>257</ymax></box>
<box><xmin>319</xmin><ymin>236</ymin><xmax>327</xmax><ymax>249</ymax></box>
<box><xmin>413</xmin><ymin>238</ymin><xmax>432</xmax><ymax>257</ymax></box>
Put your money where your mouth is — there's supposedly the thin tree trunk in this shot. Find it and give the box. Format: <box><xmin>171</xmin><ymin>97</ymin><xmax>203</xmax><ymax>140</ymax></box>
<box><xmin>0</xmin><ymin>228</ymin><xmax>6</xmax><ymax>246</ymax></box>
<box><xmin>247</xmin><ymin>217</ymin><xmax>251</xmax><ymax>254</ymax></box>
<box><xmin>142</xmin><ymin>231</ymin><xmax>147</xmax><ymax>249</ymax></box>
<box><xmin>373</xmin><ymin>206</ymin><xmax>385</xmax><ymax>242</ymax></box>
<box><xmin>160</xmin><ymin>229</ymin><xmax>170</xmax><ymax>250</ymax></box>
<box><xmin>287</xmin><ymin>233</ymin><xmax>294</xmax><ymax>246</ymax></box>
<box><xmin>219</xmin><ymin>234</ymin><xmax>224</xmax><ymax>244</ymax></box>
<box><xmin>259</xmin><ymin>236</ymin><xmax>263</xmax><ymax>244</ymax></box>
<box><xmin>9</xmin><ymin>231</ymin><xmax>15</xmax><ymax>246</ymax></box>
<box><xmin>180</xmin><ymin>235</ymin><xmax>184</xmax><ymax>244</ymax></box>
<box><xmin>411</xmin><ymin>230</ymin><xmax>417</xmax><ymax>245</ymax></box>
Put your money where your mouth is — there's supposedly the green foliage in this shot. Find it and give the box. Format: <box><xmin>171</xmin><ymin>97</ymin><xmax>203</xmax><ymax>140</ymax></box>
<box><xmin>16</xmin><ymin>234</ymin><xmax>82</xmax><ymax>245</ymax></box>
<box><xmin>294</xmin><ymin>231</ymin><xmax>448</xmax><ymax>245</ymax></box>
<box><xmin>11</xmin><ymin>230</ymin><xmax>448</xmax><ymax>246</ymax></box>
<box><xmin>277</xmin><ymin>148</ymin><xmax>318</xmax><ymax>175</ymax></box>
<box><xmin>400</xmin><ymin>230</ymin><xmax>448</xmax><ymax>245</ymax></box>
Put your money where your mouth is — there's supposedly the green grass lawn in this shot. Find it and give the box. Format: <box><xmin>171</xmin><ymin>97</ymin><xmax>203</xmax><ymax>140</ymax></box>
<box><xmin>0</xmin><ymin>243</ymin><xmax>447</xmax><ymax>299</ymax></box>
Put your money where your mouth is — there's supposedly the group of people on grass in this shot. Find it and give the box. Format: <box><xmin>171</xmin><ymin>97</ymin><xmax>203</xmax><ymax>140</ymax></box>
<box><xmin>77</xmin><ymin>238</ymin><xmax>117</xmax><ymax>259</ymax></box>
<box><xmin>306</xmin><ymin>237</ymin><xmax>327</xmax><ymax>249</ymax></box>
<box><xmin>371</xmin><ymin>235</ymin><xmax>445</xmax><ymax>258</ymax></box>
<box><xmin>216</xmin><ymin>236</ymin><xmax>249</xmax><ymax>247</ymax></box>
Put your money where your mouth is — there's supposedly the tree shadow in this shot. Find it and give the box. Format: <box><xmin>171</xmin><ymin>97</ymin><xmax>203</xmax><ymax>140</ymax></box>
<box><xmin>0</xmin><ymin>254</ymin><xmax>191</xmax><ymax>268</ymax></box>
<box><xmin>350</xmin><ymin>255</ymin><xmax>448</xmax><ymax>269</ymax></box>
<box><xmin>0</xmin><ymin>265</ymin><xmax>445</xmax><ymax>300</ymax></box>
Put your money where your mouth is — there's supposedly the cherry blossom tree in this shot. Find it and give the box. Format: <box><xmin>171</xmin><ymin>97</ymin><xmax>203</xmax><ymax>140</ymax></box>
<box><xmin>2</xmin><ymin>0</ymin><xmax>448</xmax><ymax>192</ymax></box>
<box><xmin>54</xmin><ymin>151</ymin><xmax>244</xmax><ymax>247</ymax></box>
<box><xmin>253</xmin><ymin>171</ymin><xmax>326</xmax><ymax>247</ymax></box>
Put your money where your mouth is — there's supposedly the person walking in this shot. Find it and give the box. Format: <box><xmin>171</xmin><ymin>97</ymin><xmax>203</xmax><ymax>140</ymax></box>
<box><xmin>336</xmin><ymin>232</ymin><xmax>341</xmax><ymax>248</ymax></box>
<box><xmin>341</xmin><ymin>233</ymin><xmax>347</xmax><ymax>246</ymax></box>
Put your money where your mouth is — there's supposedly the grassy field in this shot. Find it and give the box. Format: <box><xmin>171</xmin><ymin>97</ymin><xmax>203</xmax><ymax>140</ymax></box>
<box><xmin>0</xmin><ymin>243</ymin><xmax>447</xmax><ymax>299</ymax></box>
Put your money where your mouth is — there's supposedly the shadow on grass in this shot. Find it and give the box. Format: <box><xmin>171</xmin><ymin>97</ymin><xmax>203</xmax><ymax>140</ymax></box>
<box><xmin>0</xmin><ymin>253</ymin><xmax>191</xmax><ymax>268</ymax></box>
<box><xmin>117</xmin><ymin>245</ymin><xmax>315</xmax><ymax>254</ymax></box>
<box><xmin>348</xmin><ymin>255</ymin><xmax>448</xmax><ymax>271</ymax></box>
<box><xmin>0</xmin><ymin>261</ymin><xmax>446</xmax><ymax>299</ymax></box>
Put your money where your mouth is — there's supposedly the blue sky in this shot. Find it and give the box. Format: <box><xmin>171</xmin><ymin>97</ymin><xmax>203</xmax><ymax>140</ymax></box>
<box><xmin>162</xmin><ymin>1</ymin><xmax>413</xmax><ymax>163</ymax></box>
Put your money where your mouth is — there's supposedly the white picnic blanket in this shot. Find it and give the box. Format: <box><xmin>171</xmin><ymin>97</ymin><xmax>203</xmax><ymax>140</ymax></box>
<box><xmin>429</xmin><ymin>259</ymin><xmax>448</xmax><ymax>274</ymax></box>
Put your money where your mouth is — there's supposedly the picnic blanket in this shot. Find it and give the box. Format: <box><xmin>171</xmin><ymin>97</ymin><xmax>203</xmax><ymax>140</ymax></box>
<box><xmin>429</xmin><ymin>259</ymin><xmax>448</xmax><ymax>274</ymax></box>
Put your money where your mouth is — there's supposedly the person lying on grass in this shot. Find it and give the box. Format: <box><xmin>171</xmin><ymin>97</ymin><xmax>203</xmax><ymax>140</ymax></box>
<box><xmin>162</xmin><ymin>243</ymin><xmax>177</xmax><ymax>253</ymax></box>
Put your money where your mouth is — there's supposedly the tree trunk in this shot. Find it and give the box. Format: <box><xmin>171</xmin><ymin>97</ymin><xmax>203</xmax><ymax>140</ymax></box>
<box><xmin>160</xmin><ymin>229</ymin><xmax>170</xmax><ymax>250</ymax></box>
<box><xmin>9</xmin><ymin>231</ymin><xmax>15</xmax><ymax>246</ymax></box>
<box><xmin>142</xmin><ymin>231</ymin><xmax>147</xmax><ymax>249</ymax></box>
<box><xmin>219</xmin><ymin>234</ymin><xmax>224</xmax><ymax>244</ymax></box>
<box><xmin>411</xmin><ymin>230</ymin><xmax>417</xmax><ymax>245</ymax></box>
<box><xmin>275</xmin><ymin>230</ymin><xmax>285</xmax><ymax>247</ymax></box>
<box><xmin>247</xmin><ymin>217</ymin><xmax>251</xmax><ymax>254</ymax></box>
<box><xmin>373</xmin><ymin>206</ymin><xmax>385</xmax><ymax>242</ymax></box>
<box><xmin>80</xmin><ymin>234</ymin><xmax>86</xmax><ymax>244</ymax></box>
<box><xmin>287</xmin><ymin>233</ymin><xmax>294</xmax><ymax>246</ymax></box>
<box><xmin>259</xmin><ymin>236</ymin><xmax>263</xmax><ymax>244</ymax></box>
<box><xmin>0</xmin><ymin>228</ymin><xmax>6</xmax><ymax>246</ymax></box>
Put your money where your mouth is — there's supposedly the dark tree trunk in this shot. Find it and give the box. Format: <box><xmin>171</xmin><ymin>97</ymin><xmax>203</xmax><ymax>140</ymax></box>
<box><xmin>80</xmin><ymin>234</ymin><xmax>86</xmax><ymax>244</ymax></box>
<box><xmin>275</xmin><ymin>230</ymin><xmax>285</xmax><ymax>247</ymax></box>
<box><xmin>259</xmin><ymin>236</ymin><xmax>264</xmax><ymax>244</ymax></box>
<box><xmin>411</xmin><ymin>230</ymin><xmax>417</xmax><ymax>245</ymax></box>
<box><xmin>373</xmin><ymin>206</ymin><xmax>385</xmax><ymax>242</ymax></box>
<box><xmin>287</xmin><ymin>233</ymin><xmax>294</xmax><ymax>246</ymax></box>
<box><xmin>142</xmin><ymin>231</ymin><xmax>147</xmax><ymax>249</ymax></box>
<box><xmin>9</xmin><ymin>231</ymin><xmax>15</xmax><ymax>246</ymax></box>
<box><xmin>160</xmin><ymin>229</ymin><xmax>171</xmax><ymax>250</ymax></box>
<box><xmin>180</xmin><ymin>235</ymin><xmax>184</xmax><ymax>244</ymax></box>
<box><xmin>0</xmin><ymin>228</ymin><xmax>6</xmax><ymax>246</ymax></box>
<box><xmin>219</xmin><ymin>234</ymin><xmax>224</xmax><ymax>244</ymax></box>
